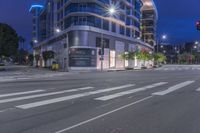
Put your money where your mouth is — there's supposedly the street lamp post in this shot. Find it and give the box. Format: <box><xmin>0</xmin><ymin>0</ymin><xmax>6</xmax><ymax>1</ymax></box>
<box><xmin>55</xmin><ymin>28</ymin><xmax>69</xmax><ymax>72</ymax></box>
<box><xmin>156</xmin><ymin>34</ymin><xmax>167</xmax><ymax>65</ymax></box>
<box><xmin>100</xmin><ymin>7</ymin><xmax>116</xmax><ymax>72</ymax></box>
<box><xmin>100</xmin><ymin>18</ymin><xmax>104</xmax><ymax>72</ymax></box>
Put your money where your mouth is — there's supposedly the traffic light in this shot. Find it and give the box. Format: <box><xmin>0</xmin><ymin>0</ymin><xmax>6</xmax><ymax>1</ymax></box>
<box><xmin>196</xmin><ymin>21</ymin><xmax>200</xmax><ymax>30</ymax></box>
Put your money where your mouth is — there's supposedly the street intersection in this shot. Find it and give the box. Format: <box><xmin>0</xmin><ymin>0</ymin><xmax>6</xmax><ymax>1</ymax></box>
<box><xmin>0</xmin><ymin>65</ymin><xmax>200</xmax><ymax>133</ymax></box>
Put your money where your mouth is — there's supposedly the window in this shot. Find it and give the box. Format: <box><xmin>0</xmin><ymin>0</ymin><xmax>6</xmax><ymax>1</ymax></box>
<box><xmin>120</xmin><ymin>25</ymin><xmax>125</xmax><ymax>35</ymax></box>
<box><xmin>112</xmin><ymin>22</ymin><xmax>116</xmax><ymax>32</ymax></box>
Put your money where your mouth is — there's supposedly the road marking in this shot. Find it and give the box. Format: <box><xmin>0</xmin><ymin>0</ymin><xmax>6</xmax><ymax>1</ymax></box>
<box><xmin>16</xmin><ymin>84</ymin><xmax>135</xmax><ymax>109</ymax></box>
<box><xmin>55</xmin><ymin>96</ymin><xmax>153</xmax><ymax>133</ymax></box>
<box><xmin>196</xmin><ymin>88</ymin><xmax>200</xmax><ymax>91</ymax></box>
<box><xmin>0</xmin><ymin>108</ymin><xmax>16</xmax><ymax>113</ymax></box>
<box><xmin>0</xmin><ymin>87</ymin><xmax>94</xmax><ymax>104</ymax></box>
<box><xmin>152</xmin><ymin>81</ymin><xmax>195</xmax><ymax>96</ymax></box>
<box><xmin>95</xmin><ymin>82</ymin><xmax>167</xmax><ymax>101</ymax></box>
<box><xmin>0</xmin><ymin>90</ymin><xmax>45</xmax><ymax>98</ymax></box>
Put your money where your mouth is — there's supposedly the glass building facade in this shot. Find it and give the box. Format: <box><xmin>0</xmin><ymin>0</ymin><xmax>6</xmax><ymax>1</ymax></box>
<box><xmin>30</xmin><ymin>0</ymin><xmax>157</xmax><ymax>69</ymax></box>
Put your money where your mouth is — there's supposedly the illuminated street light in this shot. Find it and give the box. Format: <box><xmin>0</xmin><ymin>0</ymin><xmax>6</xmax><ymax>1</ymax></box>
<box><xmin>195</xmin><ymin>41</ymin><xmax>199</xmax><ymax>45</ymax></box>
<box><xmin>109</xmin><ymin>7</ymin><xmax>116</xmax><ymax>15</ymax></box>
<box><xmin>33</xmin><ymin>39</ymin><xmax>38</xmax><ymax>43</ymax></box>
<box><xmin>162</xmin><ymin>35</ymin><xmax>167</xmax><ymax>40</ymax></box>
<box><xmin>100</xmin><ymin>6</ymin><xmax>117</xmax><ymax>72</ymax></box>
<box><xmin>194</xmin><ymin>45</ymin><xmax>197</xmax><ymax>49</ymax></box>
<box><xmin>55</xmin><ymin>28</ymin><xmax>61</xmax><ymax>33</ymax></box>
<box><xmin>54</xmin><ymin>28</ymin><xmax>70</xmax><ymax>71</ymax></box>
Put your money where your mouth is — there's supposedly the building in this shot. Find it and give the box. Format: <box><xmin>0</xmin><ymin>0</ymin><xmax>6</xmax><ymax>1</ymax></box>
<box><xmin>30</xmin><ymin>0</ymin><xmax>158</xmax><ymax>70</ymax></box>
<box><xmin>141</xmin><ymin>0</ymin><xmax>158</xmax><ymax>46</ymax></box>
<box><xmin>29</xmin><ymin>5</ymin><xmax>44</xmax><ymax>43</ymax></box>
<box><xmin>158</xmin><ymin>42</ymin><xmax>200</xmax><ymax>64</ymax></box>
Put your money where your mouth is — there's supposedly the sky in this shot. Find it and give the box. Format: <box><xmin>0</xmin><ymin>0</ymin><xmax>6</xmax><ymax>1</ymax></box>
<box><xmin>0</xmin><ymin>0</ymin><xmax>200</xmax><ymax>48</ymax></box>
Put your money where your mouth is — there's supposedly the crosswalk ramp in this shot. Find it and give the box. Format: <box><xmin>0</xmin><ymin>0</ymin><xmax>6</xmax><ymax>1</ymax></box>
<box><xmin>0</xmin><ymin>81</ymin><xmax>196</xmax><ymax>111</ymax></box>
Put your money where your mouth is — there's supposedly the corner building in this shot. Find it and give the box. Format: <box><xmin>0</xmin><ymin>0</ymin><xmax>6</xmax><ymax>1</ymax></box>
<box><xmin>30</xmin><ymin>0</ymin><xmax>157</xmax><ymax>70</ymax></box>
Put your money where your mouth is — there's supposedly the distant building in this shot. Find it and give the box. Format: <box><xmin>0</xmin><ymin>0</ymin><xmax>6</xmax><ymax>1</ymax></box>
<box><xmin>159</xmin><ymin>42</ymin><xmax>200</xmax><ymax>64</ymax></box>
<box><xmin>30</xmin><ymin>0</ymin><xmax>158</xmax><ymax>70</ymax></box>
<box><xmin>141</xmin><ymin>0</ymin><xmax>158</xmax><ymax>46</ymax></box>
<box><xmin>29</xmin><ymin>5</ymin><xmax>44</xmax><ymax>43</ymax></box>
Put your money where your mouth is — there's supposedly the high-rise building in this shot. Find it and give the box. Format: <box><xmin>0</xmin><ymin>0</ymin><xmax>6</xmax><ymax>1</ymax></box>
<box><xmin>141</xmin><ymin>0</ymin><xmax>158</xmax><ymax>46</ymax></box>
<box><xmin>29</xmin><ymin>5</ymin><xmax>44</xmax><ymax>42</ymax></box>
<box><xmin>30</xmin><ymin>0</ymin><xmax>157</xmax><ymax>70</ymax></box>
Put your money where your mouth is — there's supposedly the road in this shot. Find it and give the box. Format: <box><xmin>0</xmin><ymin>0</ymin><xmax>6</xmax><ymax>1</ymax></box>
<box><xmin>0</xmin><ymin>65</ymin><xmax>200</xmax><ymax>133</ymax></box>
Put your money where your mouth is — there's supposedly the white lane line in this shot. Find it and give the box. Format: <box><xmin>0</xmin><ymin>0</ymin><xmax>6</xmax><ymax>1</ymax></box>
<box><xmin>16</xmin><ymin>84</ymin><xmax>135</xmax><ymax>109</ymax></box>
<box><xmin>152</xmin><ymin>81</ymin><xmax>195</xmax><ymax>96</ymax></box>
<box><xmin>0</xmin><ymin>87</ymin><xmax>94</xmax><ymax>104</ymax></box>
<box><xmin>95</xmin><ymin>82</ymin><xmax>167</xmax><ymax>101</ymax></box>
<box><xmin>55</xmin><ymin>96</ymin><xmax>153</xmax><ymax>133</ymax></box>
<box><xmin>0</xmin><ymin>90</ymin><xmax>45</xmax><ymax>98</ymax></box>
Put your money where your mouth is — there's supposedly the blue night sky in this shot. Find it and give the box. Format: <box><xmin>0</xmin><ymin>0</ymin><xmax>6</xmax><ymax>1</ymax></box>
<box><xmin>0</xmin><ymin>0</ymin><xmax>200</xmax><ymax>49</ymax></box>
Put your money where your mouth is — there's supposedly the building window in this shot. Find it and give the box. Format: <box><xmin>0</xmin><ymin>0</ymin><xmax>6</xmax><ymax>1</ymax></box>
<box><xmin>96</xmin><ymin>37</ymin><xmax>109</xmax><ymax>48</ymax></box>
<box><xmin>126</xmin><ymin>28</ymin><xmax>130</xmax><ymax>37</ymax></box>
<box><xmin>120</xmin><ymin>25</ymin><xmax>125</xmax><ymax>35</ymax></box>
<box><xmin>111</xmin><ymin>22</ymin><xmax>116</xmax><ymax>32</ymax></box>
<box><xmin>103</xmin><ymin>19</ymin><xmax>109</xmax><ymax>31</ymax></box>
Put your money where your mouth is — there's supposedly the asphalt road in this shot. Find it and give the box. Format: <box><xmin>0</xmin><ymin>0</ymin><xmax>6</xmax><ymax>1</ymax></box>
<box><xmin>0</xmin><ymin>65</ymin><xmax>200</xmax><ymax>133</ymax></box>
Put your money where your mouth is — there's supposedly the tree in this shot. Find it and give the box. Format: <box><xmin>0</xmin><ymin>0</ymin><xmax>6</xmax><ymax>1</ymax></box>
<box><xmin>34</xmin><ymin>54</ymin><xmax>40</xmax><ymax>67</ymax></box>
<box><xmin>42</xmin><ymin>51</ymin><xmax>55</xmax><ymax>67</ymax></box>
<box><xmin>120</xmin><ymin>52</ymin><xmax>135</xmax><ymax>60</ymax></box>
<box><xmin>0</xmin><ymin>23</ymin><xmax>19</xmax><ymax>57</ymax></box>
<box><xmin>178</xmin><ymin>53</ymin><xmax>194</xmax><ymax>64</ymax></box>
<box><xmin>135</xmin><ymin>49</ymin><xmax>152</xmax><ymax>61</ymax></box>
<box><xmin>17</xmin><ymin>49</ymin><xmax>29</xmax><ymax>64</ymax></box>
<box><xmin>154</xmin><ymin>53</ymin><xmax>167</xmax><ymax>64</ymax></box>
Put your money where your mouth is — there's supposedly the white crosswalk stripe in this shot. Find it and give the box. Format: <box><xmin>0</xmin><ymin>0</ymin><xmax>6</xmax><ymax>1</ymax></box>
<box><xmin>155</xmin><ymin>67</ymin><xmax>200</xmax><ymax>71</ymax></box>
<box><xmin>0</xmin><ymin>80</ymin><xmax>197</xmax><ymax>111</ymax></box>
<box><xmin>152</xmin><ymin>81</ymin><xmax>195</xmax><ymax>96</ymax></box>
<box><xmin>0</xmin><ymin>87</ymin><xmax>94</xmax><ymax>104</ymax></box>
<box><xmin>95</xmin><ymin>82</ymin><xmax>167</xmax><ymax>101</ymax></box>
<box><xmin>0</xmin><ymin>90</ymin><xmax>45</xmax><ymax>98</ymax></box>
<box><xmin>16</xmin><ymin>84</ymin><xmax>135</xmax><ymax>109</ymax></box>
<box><xmin>196</xmin><ymin>88</ymin><xmax>200</xmax><ymax>91</ymax></box>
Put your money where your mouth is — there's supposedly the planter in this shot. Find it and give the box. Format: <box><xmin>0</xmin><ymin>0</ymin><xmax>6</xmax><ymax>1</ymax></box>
<box><xmin>125</xmin><ymin>67</ymin><xmax>134</xmax><ymax>70</ymax></box>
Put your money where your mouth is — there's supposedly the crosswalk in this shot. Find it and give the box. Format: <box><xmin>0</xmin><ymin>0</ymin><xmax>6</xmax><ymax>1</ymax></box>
<box><xmin>0</xmin><ymin>80</ymin><xmax>197</xmax><ymax>111</ymax></box>
<box><xmin>155</xmin><ymin>66</ymin><xmax>200</xmax><ymax>71</ymax></box>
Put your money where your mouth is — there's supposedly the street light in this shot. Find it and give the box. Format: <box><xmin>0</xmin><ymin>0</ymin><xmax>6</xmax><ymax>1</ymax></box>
<box><xmin>55</xmin><ymin>28</ymin><xmax>69</xmax><ymax>72</ymax></box>
<box><xmin>108</xmin><ymin>7</ymin><xmax>116</xmax><ymax>15</ymax></box>
<box><xmin>100</xmin><ymin>6</ymin><xmax>117</xmax><ymax>71</ymax></box>
<box><xmin>195</xmin><ymin>41</ymin><xmax>199</xmax><ymax>45</ymax></box>
<box><xmin>155</xmin><ymin>34</ymin><xmax>167</xmax><ymax>65</ymax></box>
<box><xmin>156</xmin><ymin>34</ymin><xmax>167</xmax><ymax>54</ymax></box>
<box><xmin>162</xmin><ymin>35</ymin><xmax>167</xmax><ymax>40</ymax></box>
<box><xmin>55</xmin><ymin>28</ymin><xmax>61</xmax><ymax>33</ymax></box>
<box><xmin>33</xmin><ymin>39</ymin><xmax>38</xmax><ymax>43</ymax></box>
